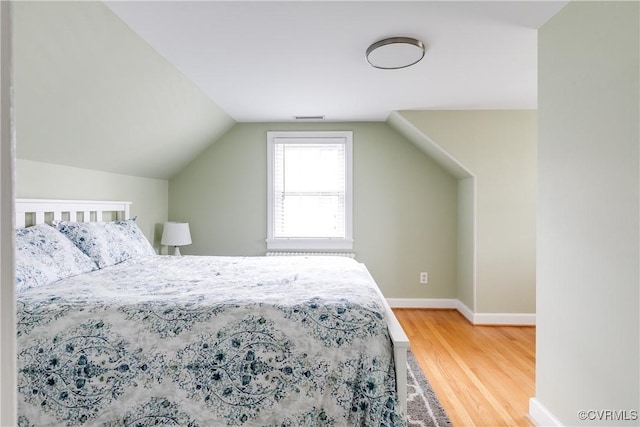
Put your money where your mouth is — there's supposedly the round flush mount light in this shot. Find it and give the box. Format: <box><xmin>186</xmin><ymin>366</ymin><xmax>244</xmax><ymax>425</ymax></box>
<box><xmin>366</xmin><ymin>37</ymin><xmax>426</xmax><ymax>70</ymax></box>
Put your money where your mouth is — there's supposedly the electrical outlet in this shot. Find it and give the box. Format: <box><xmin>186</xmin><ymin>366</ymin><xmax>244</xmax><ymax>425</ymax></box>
<box><xmin>420</xmin><ymin>272</ymin><xmax>428</xmax><ymax>284</ymax></box>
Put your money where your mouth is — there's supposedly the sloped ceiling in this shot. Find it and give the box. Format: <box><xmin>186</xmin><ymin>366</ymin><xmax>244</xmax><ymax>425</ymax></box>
<box><xmin>14</xmin><ymin>1</ymin><xmax>567</xmax><ymax>179</ymax></box>
<box><xmin>14</xmin><ymin>1</ymin><xmax>235</xmax><ymax>180</ymax></box>
<box><xmin>105</xmin><ymin>1</ymin><xmax>568</xmax><ymax>122</ymax></box>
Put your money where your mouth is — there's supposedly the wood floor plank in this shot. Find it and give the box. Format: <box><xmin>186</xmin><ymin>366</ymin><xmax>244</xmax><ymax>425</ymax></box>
<box><xmin>394</xmin><ymin>309</ymin><xmax>535</xmax><ymax>427</ymax></box>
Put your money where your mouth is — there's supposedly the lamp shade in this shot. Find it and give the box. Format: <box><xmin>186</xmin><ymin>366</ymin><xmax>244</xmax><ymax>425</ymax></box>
<box><xmin>161</xmin><ymin>222</ymin><xmax>192</xmax><ymax>247</ymax></box>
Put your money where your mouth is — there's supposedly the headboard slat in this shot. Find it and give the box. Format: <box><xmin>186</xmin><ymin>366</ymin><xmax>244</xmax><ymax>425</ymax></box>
<box><xmin>35</xmin><ymin>212</ymin><xmax>45</xmax><ymax>225</ymax></box>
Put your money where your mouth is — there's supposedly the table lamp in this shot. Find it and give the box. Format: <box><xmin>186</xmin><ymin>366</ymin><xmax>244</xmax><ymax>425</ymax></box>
<box><xmin>161</xmin><ymin>222</ymin><xmax>192</xmax><ymax>256</ymax></box>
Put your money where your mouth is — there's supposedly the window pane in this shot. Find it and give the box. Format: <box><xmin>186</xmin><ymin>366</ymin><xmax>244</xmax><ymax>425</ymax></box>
<box><xmin>278</xmin><ymin>194</ymin><xmax>344</xmax><ymax>238</ymax></box>
<box><xmin>273</xmin><ymin>141</ymin><xmax>346</xmax><ymax>239</ymax></box>
<box><xmin>283</xmin><ymin>144</ymin><xmax>344</xmax><ymax>192</ymax></box>
<box><xmin>267</xmin><ymin>131</ymin><xmax>353</xmax><ymax>250</ymax></box>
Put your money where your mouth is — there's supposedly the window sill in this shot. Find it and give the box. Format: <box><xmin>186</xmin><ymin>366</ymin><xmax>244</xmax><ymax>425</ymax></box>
<box><xmin>266</xmin><ymin>238</ymin><xmax>354</xmax><ymax>251</ymax></box>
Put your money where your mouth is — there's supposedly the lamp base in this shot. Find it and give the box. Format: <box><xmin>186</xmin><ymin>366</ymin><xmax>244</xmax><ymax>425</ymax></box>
<box><xmin>172</xmin><ymin>246</ymin><xmax>182</xmax><ymax>256</ymax></box>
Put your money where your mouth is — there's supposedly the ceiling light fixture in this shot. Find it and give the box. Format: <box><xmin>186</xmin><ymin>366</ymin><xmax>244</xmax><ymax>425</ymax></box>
<box><xmin>366</xmin><ymin>37</ymin><xmax>426</xmax><ymax>70</ymax></box>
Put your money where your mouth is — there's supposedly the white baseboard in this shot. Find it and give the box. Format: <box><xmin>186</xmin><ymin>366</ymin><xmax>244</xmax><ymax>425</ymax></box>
<box><xmin>473</xmin><ymin>312</ymin><xmax>536</xmax><ymax>326</ymax></box>
<box><xmin>529</xmin><ymin>398</ymin><xmax>563</xmax><ymax>426</ymax></box>
<box><xmin>387</xmin><ymin>298</ymin><xmax>536</xmax><ymax>326</ymax></box>
<box><xmin>455</xmin><ymin>300</ymin><xmax>475</xmax><ymax>323</ymax></box>
<box><xmin>386</xmin><ymin>298</ymin><xmax>458</xmax><ymax>309</ymax></box>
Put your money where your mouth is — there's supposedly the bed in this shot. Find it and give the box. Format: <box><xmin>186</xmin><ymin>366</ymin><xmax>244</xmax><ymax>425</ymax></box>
<box><xmin>14</xmin><ymin>199</ymin><xmax>409</xmax><ymax>426</ymax></box>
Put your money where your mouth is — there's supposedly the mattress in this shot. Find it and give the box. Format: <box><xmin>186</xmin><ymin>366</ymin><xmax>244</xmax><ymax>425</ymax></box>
<box><xmin>17</xmin><ymin>255</ymin><xmax>406</xmax><ymax>426</ymax></box>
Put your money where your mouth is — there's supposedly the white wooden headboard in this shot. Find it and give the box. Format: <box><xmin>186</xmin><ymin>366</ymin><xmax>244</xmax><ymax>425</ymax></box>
<box><xmin>15</xmin><ymin>199</ymin><xmax>131</xmax><ymax>228</ymax></box>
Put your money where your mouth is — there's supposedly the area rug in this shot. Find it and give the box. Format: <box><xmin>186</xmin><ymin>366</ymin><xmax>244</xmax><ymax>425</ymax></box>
<box><xmin>406</xmin><ymin>351</ymin><xmax>453</xmax><ymax>427</ymax></box>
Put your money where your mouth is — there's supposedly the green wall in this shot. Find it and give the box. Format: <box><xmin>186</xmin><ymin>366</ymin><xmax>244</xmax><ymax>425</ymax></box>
<box><xmin>536</xmin><ymin>1</ymin><xmax>639</xmax><ymax>425</ymax></box>
<box><xmin>399</xmin><ymin>110</ymin><xmax>537</xmax><ymax>314</ymax></box>
<box><xmin>16</xmin><ymin>160</ymin><xmax>168</xmax><ymax>251</ymax></box>
<box><xmin>456</xmin><ymin>177</ymin><xmax>475</xmax><ymax>310</ymax></box>
<box><xmin>169</xmin><ymin>122</ymin><xmax>458</xmax><ymax>299</ymax></box>
<box><xmin>13</xmin><ymin>1</ymin><xmax>235</xmax><ymax>180</ymax></box>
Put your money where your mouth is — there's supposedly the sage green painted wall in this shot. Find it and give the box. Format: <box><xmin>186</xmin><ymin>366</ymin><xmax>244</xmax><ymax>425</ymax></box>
<box><xmin>537</xmin><ymin>2</ymin><xmax>639</xmax><ymax>424</ymax></box>
<box><xmin>16</xmin><ymin>160</ymin><xmax>168</xmax><ymax>251</ymax></box>
<box><xmin>169</xmin><ymin>122</ymin><xmax>458</xmax><ymax>299</ymax></box>
<box><xmin>399</xmin><ymin>110</ymin><xmax>537</xmax><ymax>314</ymax></box>
<box><xmin>13</xmin><ymin>1</ymin><xmax>235</xmax><ymax>180</ymax></box>
<box><xmin>456</xmin><ymin>177</ymin><xmax>475</xmax><ymax>310</ymax></box>
<box><xmin>386</xmin><ymin>113</ymin><xmax>476</xmax><ymax>311</ymax></box>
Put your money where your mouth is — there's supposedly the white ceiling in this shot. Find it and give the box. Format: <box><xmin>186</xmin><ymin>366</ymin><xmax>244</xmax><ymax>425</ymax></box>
<box><xmin>105</xmin><ymin>1</ymin><xmax>568</xmax><ymax>123</ymax></box>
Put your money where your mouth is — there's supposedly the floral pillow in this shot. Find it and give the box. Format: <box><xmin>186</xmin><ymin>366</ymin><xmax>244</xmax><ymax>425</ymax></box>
<box><xmin>54</xmin><ymin>219</ymin><xmax>156</xmax><ymax>269</ymax></box>
<box><xmin>15</xmin><ymin>224</ymin><xmax>98</xmax><ymax>294</ymax></box>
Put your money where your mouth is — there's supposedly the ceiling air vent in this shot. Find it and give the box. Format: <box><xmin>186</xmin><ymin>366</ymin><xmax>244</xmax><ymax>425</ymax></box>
<box><xmin>293</xmin><ymin>115</ymin><xmax>325</xmax><ymax>120</ymax></box>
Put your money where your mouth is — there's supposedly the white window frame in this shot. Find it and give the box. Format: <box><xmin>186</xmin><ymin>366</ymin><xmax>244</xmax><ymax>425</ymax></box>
<box><xmin>266</xmin><ymin>131</ymin><xmax>353</xmax><ymax>251</ymax></box>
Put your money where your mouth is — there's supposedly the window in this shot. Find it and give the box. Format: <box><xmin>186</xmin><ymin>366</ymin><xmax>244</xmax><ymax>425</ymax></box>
<box><xmin>267</xmin><ymin>131</ymin><xmax>353</xmax><ymax>250</ymax></box>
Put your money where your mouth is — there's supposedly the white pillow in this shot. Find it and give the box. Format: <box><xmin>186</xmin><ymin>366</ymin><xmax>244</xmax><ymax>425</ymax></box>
<box><xmin>54</xmin><ymin>219</ymin><xmax>156</xmax><ymax>268</ymax></box>
<box><xmin>15</xmin><ymin>224</ymin><xmax>97</xmax><ymax>293</ymax></box>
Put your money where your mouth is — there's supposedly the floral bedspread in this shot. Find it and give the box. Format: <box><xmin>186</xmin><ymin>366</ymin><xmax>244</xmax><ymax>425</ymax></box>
<box><xmin>17</xmin><ymin>255</ymin><xmax>406</xmax><ymax>426</ymax></box>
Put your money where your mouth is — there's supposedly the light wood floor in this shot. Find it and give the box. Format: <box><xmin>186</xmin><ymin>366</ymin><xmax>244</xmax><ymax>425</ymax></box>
<box><xmin>393</xmin><ymin>309</ymin><xmax>535</xmax><ymax>427</ymax></box>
